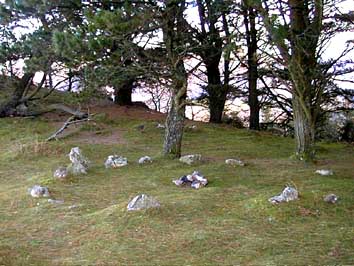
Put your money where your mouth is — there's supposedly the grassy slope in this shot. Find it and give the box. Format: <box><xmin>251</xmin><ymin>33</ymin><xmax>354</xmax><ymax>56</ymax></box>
<box><xmin>0</xmin><ymin>112</ymin><xmax>353</xmax><ymax>266</ymax></box>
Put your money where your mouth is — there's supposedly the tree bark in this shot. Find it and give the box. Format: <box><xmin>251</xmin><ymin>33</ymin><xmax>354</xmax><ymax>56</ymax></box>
<box><xmin>292</xmin><ymin>94</ymin><xmax>315</xmax><ymax>160</ymax></box>
<box><xmin>163</xmin><ymin>85</ymin><xmax>186</xmax><ymax>157</ymax></box>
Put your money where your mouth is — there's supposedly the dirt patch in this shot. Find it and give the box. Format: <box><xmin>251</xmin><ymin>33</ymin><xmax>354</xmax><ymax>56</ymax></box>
<box><xmin>91</xmin><ymin>104</ymin><xmax>166</xmax><ymax>121</ymax></box>
<box><xmin>69</xmin><ymin>129</ymin><xmax>126</xmax><ymax>145</ymax></box>
<box><xmin>45</xmin><ymin>103</ymin><xmax>166</xmax><ymax>145</ymax></box>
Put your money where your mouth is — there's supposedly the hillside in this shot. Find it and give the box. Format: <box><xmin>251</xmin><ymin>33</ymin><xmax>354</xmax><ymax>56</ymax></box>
<box><xmin>0</xmin><ymin>104</ymin><xmax>353</xmax><ymax>266</ymax></box>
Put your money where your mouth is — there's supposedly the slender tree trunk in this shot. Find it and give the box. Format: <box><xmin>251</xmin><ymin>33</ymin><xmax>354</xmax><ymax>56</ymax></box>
<box><xmin>244</xmin><ymin>4</ymin><xmax>260</xmax><ymax>130</ymax></box>
<box><xmin>0</xmin><ymin>73</ymin><xmax>34</xmax><ymax>117</ymax></box>
<box><xmin>163</xmin><ymin>85</ymin><xmax>186</xmax><ymax>157</ymax></box>
<box><xmin>162</xmin><ymin>0</ymin><xmax>187</xmax><ymax>158</ymax></box>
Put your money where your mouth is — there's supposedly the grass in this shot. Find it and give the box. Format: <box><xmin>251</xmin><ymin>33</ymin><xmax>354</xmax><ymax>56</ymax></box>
<box><xmin>0</xmin><ymin>111</ymin><xmax>353</xmax><ymax>266</ymax></box>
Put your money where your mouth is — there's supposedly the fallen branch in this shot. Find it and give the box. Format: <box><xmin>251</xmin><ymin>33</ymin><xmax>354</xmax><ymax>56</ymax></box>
<box><xmin>47</xmin><ymin>104</ymin><xmax>88</xmax><ymax>119</ymax></box>
<box><xmin>46</xmin><ymin>116</ymin><xmax>91</xmax><ymax>141</ymax></box>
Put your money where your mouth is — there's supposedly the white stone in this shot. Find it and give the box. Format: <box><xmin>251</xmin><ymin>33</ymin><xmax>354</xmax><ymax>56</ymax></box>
<box><xmin>225</xmin><ymin>158</ymin><xmax>245</xmax><ymax>166</ymax></box>
<box><xmin>48</xmin><ymin>199</ymin><xmax>64</xmax><ymax>204</ymax></box>
<box><xmin>68</xmin><ymin>147</ymin><xmax>89</xmax><ymax>175</ymax></box>
<box><xmin>172</xmin><ymin>171</ymin><xmax>208</xmax><ymax>189</ymax></box>
<box><xmin>315</xmin><ymin>169</ymin><xmax>333</xmax><ymax>176</ymax></box>
<box><xmin>324</xmin><ymin>194</ymin><xmax>338</xmax><ymax>204</ymax></box>
<box><xmin>53</xmin><ymin>167</ymin><xmax>68</xmax><ymax>179</ymax></box>
<box><xmin>179</xmin><ymin>154</ymin><xmax>202</xmax><ymax>165</ymax></box>
<box><xmin>138</xmin><ymin>156</ymin><xmax>153</xmax><ymax>164</ymax></box>
<box><xmin>268</xmin><ymin>186</ymin><xmax>298</xmax><ymax>204</ymax></box>
<box><xmin>29</xmin><ymin>185</ymin><xmax>50</xmax><ymax>198</ymax></box>
<box><xmin>127</xmin><ymin>194</ymin><xmax>160</xmax><ymax>211</ymax></box>
<box><xmin>105</xmin><ymin>155</ymin><xmax>128</xmax><ymax>168</ymax></box>
<box><xmin>156</xmin><ymin>123</ymin><xmax>165</xmax><ymax>129</ymax></box>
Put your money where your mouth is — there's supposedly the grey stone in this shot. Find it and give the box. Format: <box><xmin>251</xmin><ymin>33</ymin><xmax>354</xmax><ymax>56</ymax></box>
<box><xmin>48</xmin><ymin>199</ymin><xmax>64</xmax><ymax>204</ymax></box>
<box><xmin>156</xmin><ymin>123</ymin><xmax>165</xmax><ymax>129</ymax></box>
<box><xmin>105</xmin><ymin>155</ymin><xmax>128</xmax><ymax>168</ymax></box>
<box><xmin>138</xmin><ymin>156</ymin><xmax>152</xmax><ymax>164</ymax></box>
<box><xmin>68</xmin><ymin>147</ymin><xmax>89</xmax><ymax>175</ymax></box>
<box><xmin>225</xmin><ymin>158</ymin><xmax>245</xmax><ymax>166</ymax></box>
<box><xmin>179</xmin><ymin>154</ymin><xmax>202</xmax><ymax>165</ymax></box>
<box><xmin>268</xmin><ymin>186</ymin><xmax>298</xmax><ymax>204</ymax></box>
<box><xmin>68</xmin><ymin>204</ymin><xmax>81</xmax><ymax>210</ymax></box>
<box><xmin>53</xmin><ymin>167</ymin><xmax>68</xmax><ymax>179</ymax></box>
<box><xmin>324</xmin><ymin>194</ymin><xmax>338</xmax><ymax>204</ymax></box>
<box><xmin>29</xmin><ymin>185</ymin><xmax>50</xmax><ymax>198</ymax></box>
<box><xmin>127</xmin><ymin>194</ymin><xmax>160</xmax><ymax>211</ymax></box>
<box><xmin>315</xmin><ymin>169</ymin><xmax>333</xmax><ymax>176</ymax></box>
<box><xmin>173</xmin><ymin>171</ymin><xmax>208</xmax><ymax>189</ymax></box>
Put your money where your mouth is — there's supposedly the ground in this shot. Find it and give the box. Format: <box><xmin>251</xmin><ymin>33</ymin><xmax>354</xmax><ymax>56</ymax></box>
<box><xmin>0</xmin><ymin>102</ymin><xmax>353</xmax><ymax>266</ymax></box>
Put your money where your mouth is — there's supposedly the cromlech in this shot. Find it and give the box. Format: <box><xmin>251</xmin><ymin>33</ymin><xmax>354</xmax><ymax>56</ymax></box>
<box><xmin>0</xmin><ymin>1</ymin><xmax>353</xmax><ymax>265</ymax></box>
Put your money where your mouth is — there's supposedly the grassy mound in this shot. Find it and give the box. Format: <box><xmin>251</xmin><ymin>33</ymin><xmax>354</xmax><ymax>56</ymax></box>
<box><xmin>0</xmin><ymin>109</ymin><xmax>353</xmax><ymax>265</ymax></box>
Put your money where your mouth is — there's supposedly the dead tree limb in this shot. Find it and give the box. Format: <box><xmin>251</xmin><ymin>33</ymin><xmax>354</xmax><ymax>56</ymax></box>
<box><xmin>46</xmin><ymin>116</ymin><xmax>91</xmax><ymax>141</ymax></box>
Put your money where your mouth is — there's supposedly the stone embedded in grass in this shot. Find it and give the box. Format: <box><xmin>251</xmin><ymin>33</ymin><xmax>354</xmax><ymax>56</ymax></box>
<box><xmin>179</xmin><ymin>154</ymin><xmax>202</xmax><ymax>165</ymax></box>
<box><xmin>48</xmin><ymin>199</ymin><xmax>64</xmax><ymax>204</ymax></box>
<box><xmin>53</xmin><ymin>167</ymin><xmax>68</xmax><ymax>180</ymax></box>
<box><xmin>172</xmin><ymin>171</ymin><xmax>208</xmax><ymax>189</ymax></box>
<box><xmin>127</xmin><ymin>194</ymin><xmax>160</xmax><ymax>211</ymax></box>
<box><xmin>268</xmin><ymin>186</ymin><xmax>298</xmax><ymax>204</ymax></box>
<box><xmin>28</xmin><ymin>185</ymin><xmax>50</xmax><ymax>198</ymax></box>
<box><xmin>315</xmin><ymin>169</ymin><xmax>333</xmax><ymax>176</ymax></box>
<box><xmin>104</xmin><ymin>155</ymin><xmax>128</xmax><ymax>168</ymax></box>
<box><xmin>156</xmin><ymin>123</ymin><xmax>165</xmax><ymax>129</ymax></box>
<box><xmin>68</xmin><ymin>147</ymin><xmax>90</xmax><ymax>175</ymax></box>
<box><xmin>225</xmin><ymin>158</ymin><xmax>245</xmax><ymax>166</ymax></box>
<box><xmin>324</xmin><ymin>194</ymin><xmax>339</xmax><ymax>204</ymax></box>
<box><xmin>138</xmin><ymin>156</ymin><xmax>152</xmax><ymax>164</ymax></box>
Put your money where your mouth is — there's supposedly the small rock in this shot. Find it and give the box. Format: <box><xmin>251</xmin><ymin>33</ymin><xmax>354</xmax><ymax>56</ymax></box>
<box><xmin>268</xmin><ymin>186</ymin><xmax>298</xmax><ymax>204</ymax></box>
<box><xmin>68</xmin><ymin>147</ymin><xmax>89</xmax><ymax>175</ymax></box>
<box><xmin>68</xmin><ymin>204</ymin><xmax>80</xmax><ymax>210</ymax></box>
<box><xmin>315</xmin><ymin>169</ymin><xmax>333</xmax><ymax>176</ymax></box>
<box><xmin>324</xmin><ymin>194</ymin><xmax>338</xmax><ymax>204</ymax></box>
<box><xmin>53</xmin><ymin>167</ymin><xmax>68</xmax><ymax>179</ymax></box>
<box><xmin>138</xmin><ymin>156</ymin><xmax>153</xmax><ymax>164</ymax></box>
<box><xmin>173</xmin><ymin>171</ymin><xmax>208</xmax><ymax>189</ymax></box>
<box><xmin>105</xmin><ymin>155</ymin><xmax>128</xmax><ymax>168</ymax></box>
<box><xmin>156</xmin><ymin>123</ymin><xmax>165</xmax><ymax>129</ymax></box>
<box><xmin>179</xmin><ymin>154</ymin><xmax>202</xmax><ymax>165</ymax></box>
<box><xmin>29</xmin><ymin>185</ymin><xmax>50</xmax><ymax>198</ymax></box>
<box><xmin>48</xmin><ymin>199</ymin><xmax>64</xmax><ymax>204</ymax></box>
<box><xmin>127</xmin><ymin>194</ymin><xmax>160</xmax><ymax>211</ymax></box>
<box><xmin>225</xmin><ymin>158</ymin><xmax>245</xmax><ymax>166</ymax></box>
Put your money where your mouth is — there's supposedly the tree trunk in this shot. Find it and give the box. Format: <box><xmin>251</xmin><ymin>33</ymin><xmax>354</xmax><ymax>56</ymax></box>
<box><xmin>292</xmin><ymin>94</ymin><xmax>315</xmax><ymax>160</ymax></box>
<box><xmin>114</xmin><ymin>79</ymin><xmax>134</xmax><ymax>106</ymax></box>
<box><xmin>162</xmin><ymin>0</ymin><xmax>187</xmax><ymax>158</ymax></box>
<box><xmin>244</xmin><ymin>4</ymin><xmax>260</xmax><ymax>130</ymax></box>
<box><xmin>206</xmin><ymin>63</ymin><xmax>227</xmax><ymax>123</ymax></box>
<box><xmin>0</xmin><ymin>73</ymin><xmax>34</xmax><ymax>117</ymax></box>
<box><xmin>163</xmin><ymin>89</ymin><xmax>186</xmax><ymax>157</ymax></box>
<box><xmin>208</xmin><ymin>85</ymin><xmax>228</xmax><ymax>123</ymax></box>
